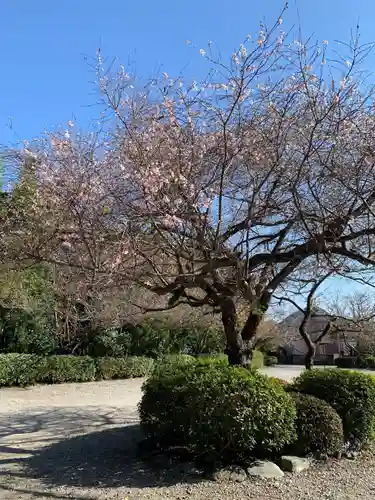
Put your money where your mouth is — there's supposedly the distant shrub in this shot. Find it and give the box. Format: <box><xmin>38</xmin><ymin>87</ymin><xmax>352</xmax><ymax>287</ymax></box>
<box><xmin>168</xmin><ymin>325</ymin><xmax>226</xmax><ymax>355</ymax></box>
<box><xmin>252</xmin><ymin>350</ymin><xmax>264</xmax><ymax>369</ymax></box>
<box><xmin>37</xmin><ymin>356</ymin><xmax>96</xmax><ymax>383</ymax></box>
<box><xmin>289</xmin><ymin>392</ymin><xmax>344</xmax><ymax>456</ymax></box>
<box><xmin>358</xmin><ymin>355</ymin><xmax>375</xmax><ymax>370</ymax></box>
<box><xmin>265</xmin><ymin>355</ymin><xmax>278</xmax><ymax>366</ymax></box>
<box><xmin>95</xmin><ymin>356</ymin><xmax>154</xmax><ymax>379</ymax></box>
<box><xmin>154</xmin><ymin>354</ymin><xmax>196</xmax><ymax>370</ymax></box>
<box><xmin>139</xmin><ymin>362</ymin><xmax>296</xmax><ymax>460</ymax></box>
<box><xmin>291</xmin><ymin>368</ymin><xmax>375</xmax><ymax>444</ymax></box>
<box><xmin>335</xmin><ymin>357</ymin><xmax>358</xmax><ymax>369</ymax></box>
<box><xmin>194</xmin><ymin>350</ymin><xmax>264</xmax><ymax>370</ymax></box>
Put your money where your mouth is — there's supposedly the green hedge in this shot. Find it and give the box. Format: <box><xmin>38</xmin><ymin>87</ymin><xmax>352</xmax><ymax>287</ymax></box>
<box><xmin>0</xmin><ymin>351</ymin><xmax>264</xmax><ymax>388</ymax></box>
<box><xmin>95</xmin><ymin>356</ymin><xmax>155</xmax><ymax>379</ymax></box>
<box><xmin>291</xmin><ymin>368</ymin><xmax>375</xmax><ymax>445</ymax></box>
<box><xmin>37</xmin><ymin>356</ymin><xmax>96</xmax><ymax>383</ymax></box>
<box><xmin>0</xmin><ymin>353</ymin><xmax>43</xmax><ymax>386</ymax></box>
<box><xmin>0</xmin><ymin>354</ymin><xmax>154</xmax><ymax>387</ymax></box>
<box><xmin>139</xmin><ymin>361</ymin><xmax>296</xmax><ymax>461</ymax></box>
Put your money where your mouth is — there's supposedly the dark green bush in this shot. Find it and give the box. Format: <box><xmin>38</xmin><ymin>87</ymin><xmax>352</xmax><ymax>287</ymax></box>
<box><xmin>95</xmin><ymin>356</ymin><xmax>154</xmax><ymax>379</ymax></box>
<box><xmin>265</xmin><ymin>355</ymin><xmax>278</xmax><ymax>366</ymax></box>
<box><xmin>89</xmin><ymin>321</ymin><xmax>226</xmax><ymax>359</ymax></box>
<box><xmin>291</xmin><ymin>369</ymin><xmax>375</xmax><ymax>444</ymax></box>
<box><xmin>36</xmin><ymin>356</ymin><xmax>96</xmax><ymax>383</ymax></box>
<box><xmin>335</xmin><ymin>357</ymin><xmax>358</xmax><ymax>369</ymax></box>
<box><xmin>289</xmin><ymin>393</ymin><xmax>344</xmax><ymax>456</ymax></box>
<box><xmin>168</xmin><ymin>325</ymin><xmax>226</xmax><ymax>355</ymax></box>
<box><xmin>358</xmin><ymin>355</ymin><xmax>375</xmax><ymax>369</ymax></box>
<box><xmin>139</xmin><ymin>362</ymin><xmax>296</xmax><ymax>460</ymax></box>
<box><xmin>88</xmin><ymin>329</ymin><xmax>132</xmax><ymax>358</ymax></box>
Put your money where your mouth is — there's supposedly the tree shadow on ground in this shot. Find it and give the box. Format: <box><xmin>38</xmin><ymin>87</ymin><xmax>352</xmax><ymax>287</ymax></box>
<box><xmin>25</xmin><ymin>424</ymin><xmax>202</xmax><ymax>489</ymax></box>
<box><xmin>0</xmin><ymin>483</ymin><xmax>98</xmax><ymax>499</ymax></box>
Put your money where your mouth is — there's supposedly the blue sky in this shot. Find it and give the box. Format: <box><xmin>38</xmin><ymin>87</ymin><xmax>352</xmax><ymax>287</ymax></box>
<box><xmin>1</xmin><ymin>0</ymin><xmax>375</xmax><ymax>302</ymax></box>
<box><xmin>2</xmin><ymin>0</ymin><xmax>374</xmax><ymax>145</ymax></box>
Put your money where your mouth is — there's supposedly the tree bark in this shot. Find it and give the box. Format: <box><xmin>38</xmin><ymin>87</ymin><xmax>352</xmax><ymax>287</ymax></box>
<box><xmin>304</xmin><ymin>343</ymin><xmax>316</xmax><ymax>370</ymax></box>
<box><xmin>221</xmin><ymin>298</ymin><xmax>252</xmax><ymax>366</ymax></box>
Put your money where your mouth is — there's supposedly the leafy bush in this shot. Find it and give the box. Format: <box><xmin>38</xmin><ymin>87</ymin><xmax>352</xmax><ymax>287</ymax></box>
<box><xmin>88</xmin><ymin>329</ymin><xmax>132</xmax><ymax>358</ymax></box>
<box><xmin>168</xmin><ymin>325</ymin><xmax>226</xmax><ymax>355</ymax></box>
<box><xmin>36</xmin><ymin>356</ymin><xmax>96</xmax><ymax>383</ymax></box>
<box><xmin>139</xmin><ymin>362</ymin><xmax>296</xmax><ymax>460</ymax></box>
<box><xmin>89</xmin><ymin>322</ymin><xmax>226</xmax><ymax>359</ymax></box>
<box><xmin>265</xmin><ymin>355</ymin><xmax>278</xmax><ymax>366</ymax></box>
<box><xmin>291</xmin><ymin>369</ymin><xmax>375</xmax><ymax>444</ymax></box>
<box><xmin>95</xmin><ymin>356</ymin><xmax>154</xmax><ymax>379</ymax></box>
<box><xmin>270</xmin><ymin>377</ymin><xmax>288</xmax><ymax>386</ymax></box>
<box><xmin>0</xmin><ymin>353</ymin><xmax>43</xmax><ymax>386</ymax></box>
<box><xmin>289</xmin><ymin>392</ymin><xmax>344</xmax><ymax>456</ymax></box>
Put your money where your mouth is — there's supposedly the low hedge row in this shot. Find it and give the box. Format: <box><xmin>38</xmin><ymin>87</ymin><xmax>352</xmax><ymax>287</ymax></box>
<box><xmin>0</xmin><ymin>354</ymin><xmax>155</xmax><ymax>387</ymax></box>
<box><xmin>0</xmin><ymin>350</ymin><xmax>265</xmax><ymax>387</ymax></box>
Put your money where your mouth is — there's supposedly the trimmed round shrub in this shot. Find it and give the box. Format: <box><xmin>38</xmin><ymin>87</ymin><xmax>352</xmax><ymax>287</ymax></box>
<box><xmin>289</xmin><ymin>393</ymin><xmax>344</xmax><ymax>456</ymax></box>
<box><xmin>139</xmin><ymin>362</ymin><xmax>296</xmax><ymax>460</ymax></box>
<box><xmin>291</xmin><ymin>369</ymin><xmax>375</xmax><ymax>444</ymax></box>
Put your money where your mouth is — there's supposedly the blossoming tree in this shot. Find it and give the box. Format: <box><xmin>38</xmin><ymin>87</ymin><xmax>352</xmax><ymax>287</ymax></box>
<box><xmin>6</xmin><ymin>7</ymin><xmax>375</xmax><ymax>365</ymax></box>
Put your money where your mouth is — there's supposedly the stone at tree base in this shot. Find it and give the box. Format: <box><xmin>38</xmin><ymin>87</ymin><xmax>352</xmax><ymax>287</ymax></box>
<box><xmin>212</xmin><ymin>465</ymin><xmax>247</xmax><ymax>482</ymax></box>
<box><xmin>247</xmin><ymin>461</ymin><xmax>284</xmax><ymax>479</ymax></box>
<box><xmin>280</xmin><ymin>456</ymin><xmax>311</xmax><ymax>473</ymax></box>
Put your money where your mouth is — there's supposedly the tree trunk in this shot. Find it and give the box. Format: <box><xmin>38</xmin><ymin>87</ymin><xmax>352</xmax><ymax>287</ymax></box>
<box><xmin>221</xmin><ymin>298</ymin><xmax>251</xmax><ymax>366</ymax></box>
<box><xmin>304</xmin><ymin>343</ymin><xmax>316</xmax><ymax>370</ymax></box>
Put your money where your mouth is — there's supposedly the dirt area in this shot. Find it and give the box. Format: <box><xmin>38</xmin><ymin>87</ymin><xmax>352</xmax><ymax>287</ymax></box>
<box><xmin>1</xmin><ymin>368</ymin><xmax>375</xmax><ymax>499</ymax></box>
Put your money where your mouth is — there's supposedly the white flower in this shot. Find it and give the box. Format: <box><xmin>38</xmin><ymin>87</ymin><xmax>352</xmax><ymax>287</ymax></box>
<box><xmin>323</xmin><ymin>40</ymin><xmax>329</xmax><ymax>45</ymax></box>
<box><xmin>67</xmin><ymin>120</ymin><xmax>74</xmax><ymax>128</ymax></box>
<box><xmin>162</xmin><ymin>72</ymin><xmax>168</xmax><ymax>80</ymax></box>
<box><xmin>239</xmin><ymin>44</ymin><xmax>247</xmax><ymax>59</ymax></box>
<box><xmin>232</xmin><ymin>53</ymin><xmax>239</xmax><ymax>64</ymax></box>
<box><xmin>200</xmin><ymin>49</ymin><xmax>206</xmax><ymax>56</ymax></box>
<box><xmin>278</xmin><ymin>18</ymin><xmax>283</xmax><ymax>24</ymax></box>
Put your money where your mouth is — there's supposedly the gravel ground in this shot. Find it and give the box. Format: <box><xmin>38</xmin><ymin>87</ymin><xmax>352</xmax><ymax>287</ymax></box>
<box><xmin>1</xmin><ymin>367</ymin><xmax>375</xmax><ymax>499</ymax></box>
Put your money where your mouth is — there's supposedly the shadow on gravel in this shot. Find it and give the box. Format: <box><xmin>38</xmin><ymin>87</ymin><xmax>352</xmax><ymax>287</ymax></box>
<box><xmin>0</xmin><ymin>483</ymin><xmax>98</xmax><ymax>499</ymax></box>
<box><xmin>25</xmin><ymin>424</ymin><xmax>202</xmax><ymax>489</ymax></box>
